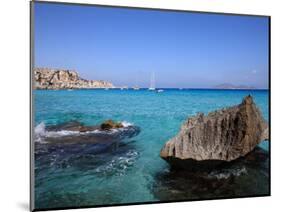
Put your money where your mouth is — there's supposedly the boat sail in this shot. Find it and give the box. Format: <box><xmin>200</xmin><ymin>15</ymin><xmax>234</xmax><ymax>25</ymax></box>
<box><xmin>148</xmin><ymin>72</ymin><xmax>156</xmax><ymax>90</ymax></box>
<box><xmin>133</xmin><ymin>74</ymin><xmax>140</xmax><ymax>90</ymax></box>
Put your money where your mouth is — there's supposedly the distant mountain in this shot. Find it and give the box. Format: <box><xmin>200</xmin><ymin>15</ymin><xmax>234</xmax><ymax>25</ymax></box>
<box><xmin>214</xmin><ymin>83</ymin><xmax>256</xmax><ymax>90</ymax></box>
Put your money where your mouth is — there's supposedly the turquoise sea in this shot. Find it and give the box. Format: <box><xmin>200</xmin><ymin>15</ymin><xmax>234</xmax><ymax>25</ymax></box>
<box><xmin>34</xmin><ymin>89</ymin><xmax>269</xmax><ymax>209</ymax></box>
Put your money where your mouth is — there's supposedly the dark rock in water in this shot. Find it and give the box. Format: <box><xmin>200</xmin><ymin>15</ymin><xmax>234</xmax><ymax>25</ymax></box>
<box><xmin>100</xmin><ymin>120</ymin><xmax>124</xmax><ymax>130</ymax></box>
<box><xmin>35</xmin><ymin>136</ymin><xmax>140</xmax><ymax>176</ymax></box>
<box><xmin>41</xmin><ymin>121</ymin><xmax>140</xmax><ymax>146</ymax></box>
<box><xmin>154</xmin><ymin>147</ymin><xmax>269</xmax><ymax>201</ymax></box>
<box><xmin>46</xmin><ymin>121</ymin><xmax>99</xmax><ymax>132</ymax></box>
<box><xmin>47</xmin><ymin>120</ymin><xmax>124</xmax><ymax>132</ymax></box>
<box><xmin>160</xmin><ymin>95</ymin><xmax>268</xmax><ymax>169</ymax></box>
<box><xmin>35</xmin><ymin>120</ymin><xmax>141</xmax><ymax>174</ymax></box>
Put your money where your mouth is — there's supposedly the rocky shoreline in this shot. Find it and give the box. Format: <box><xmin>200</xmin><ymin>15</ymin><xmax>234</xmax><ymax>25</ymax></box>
<box><xmin>34</xmin><ymin>68</ymin><xmax>114</xmax><ymax>89</ymax></box>
<box><xmin>160</xmin><ymin>95</ymin><xmax>269</xmax><ymax>170</ymax></box>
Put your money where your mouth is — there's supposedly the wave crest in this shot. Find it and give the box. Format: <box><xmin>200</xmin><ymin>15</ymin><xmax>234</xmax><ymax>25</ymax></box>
<box><xmin>207</xmin><ymin>167</ymin><xmax>247</xmax><ymax>180</ymax></box>
<box><xmin>94</xmin><ymin>150</ymin><xmax>139</xmax><ymax>176</ymax></box>
<box><xmin>34</xmin><ymin>121</ymin><xmax>136</xmax><ymax>142</ymax></box>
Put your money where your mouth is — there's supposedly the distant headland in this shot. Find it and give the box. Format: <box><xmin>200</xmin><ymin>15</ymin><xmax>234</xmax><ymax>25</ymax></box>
<box><xmin>34</xmin><ymin>68</ymin><xmax>114</xmax><ymax>90</ymax></box>
<box><xmin>33</xmin><ymin>68</ymin><xmax>266</xmax><ymax>90</ymax></box>
<box><xmin>213</xmin><ymin>83</ymin><xmax>256</xmax><ymax>90</ymax></box>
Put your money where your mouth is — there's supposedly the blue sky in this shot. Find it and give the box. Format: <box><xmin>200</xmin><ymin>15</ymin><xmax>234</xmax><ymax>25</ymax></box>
<box><xmin>34</xmin><ymin>2</ymin><xmax>269</xmax><ymax>88</ymax></box>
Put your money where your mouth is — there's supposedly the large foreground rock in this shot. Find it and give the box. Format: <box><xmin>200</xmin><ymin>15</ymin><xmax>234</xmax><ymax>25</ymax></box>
<box><xmin>160</xmin><ymin>95</ymin><xmax>268</xmax><ymax>165</ymax></box>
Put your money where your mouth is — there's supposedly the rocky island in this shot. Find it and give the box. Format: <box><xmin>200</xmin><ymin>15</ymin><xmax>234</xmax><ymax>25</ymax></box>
<box><xmin>160</xmin><ymin>95</ymin><xmax>268</xmax><ymax>169</ymax></box>
<box><xmin>34</xmin><ymin>68</ymin><xmax>114</xmax><ymax>89</ymax></box>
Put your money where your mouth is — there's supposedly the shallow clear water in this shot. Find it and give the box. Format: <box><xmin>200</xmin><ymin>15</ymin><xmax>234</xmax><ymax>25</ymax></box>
<box><xmin>34</xmin><ymin>89</ymin><xmax>269</xmax><ymax>209</ymax></box>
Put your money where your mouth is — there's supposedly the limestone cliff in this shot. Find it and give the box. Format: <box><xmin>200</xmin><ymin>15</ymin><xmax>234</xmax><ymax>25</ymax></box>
<box><xmin>34</xmin><ymin>68</ymin><xmax>114</xmax><ymax>89</ymax></box>
<box><xmin>160</xmin><ymin>95</ymin><xmax>268</xmax><ymax>163</ymax></box>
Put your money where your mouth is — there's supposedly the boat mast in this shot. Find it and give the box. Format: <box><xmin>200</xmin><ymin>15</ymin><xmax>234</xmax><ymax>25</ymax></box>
<box><xmin>150</xmin><ymin>72</ymin><xmax>155</xmax><ymax>89</ymax></box>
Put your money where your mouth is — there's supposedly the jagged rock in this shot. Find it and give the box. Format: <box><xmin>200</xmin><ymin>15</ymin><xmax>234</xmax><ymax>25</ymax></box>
<box><xmin>160</xmin><ymin>95</ymin><xmax>268</xmax><ymax>167</ymax></box>
<box><xmin>34</xmin><ymin>68</ymin><xmax>114</xmax><ymax>89</ymax></box>
<box><xmin>100</xmin><ymin>120</ymin><xmax>124</xmax><ymax>130</ymax></box>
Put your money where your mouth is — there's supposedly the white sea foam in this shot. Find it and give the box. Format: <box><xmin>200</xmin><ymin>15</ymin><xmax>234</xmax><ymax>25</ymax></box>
<box><xmin>121</xmin><ymin>121</ymin><xmax>133</xmax><ymax>127</ymax></box>
<box><xmin>34</xmin><ymin>121</ymin><xmax>135</xmax><ymax>140</ymax></box>
<box><xmin>34</xmin><ymin>122</ymin><xmax>46</xmax><ymax>136</ymax></box>
<box><xmin>94</xmin><ymin>150</ymin><xmax>139</xmax><ymax>176</ymax></box>
<box><xmin>45</xmin><ymin>130</ymin><xmax>81</xmax><ymax>137</ymax></box>
<box><xmin>34</xmin><ymin>122</ymin><xmax>47</xmax><ymax>143</ymax></box>
<box><xmin>207</xmin><ymin>167</ymin><xmax>247</xmax><ymax>180</ymax></box>
<box><xmin>34</xmin><ymin>122</ymin><xmax>80</xmax><ymax>139</ymax></box>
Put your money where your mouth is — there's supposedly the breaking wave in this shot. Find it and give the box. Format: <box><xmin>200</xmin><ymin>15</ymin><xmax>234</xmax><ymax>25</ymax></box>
<box><xmin>120</xmin><ymin>121</ymin><xmax>133</xmax><ymax>127</ymax></box>
<box><xmin>94</xmin><ymin>150</ymin><xmax>139</xmax><ymax>176</ymax></box>
<box><xmin>207</xmin><ymin>166</ymin><xmax>247</xmax><ymax>180</ymax></box>
<box><xmin>34</xmin><ymin>121</ymin><xmax>135</xmax><ymax>142</ymax></box>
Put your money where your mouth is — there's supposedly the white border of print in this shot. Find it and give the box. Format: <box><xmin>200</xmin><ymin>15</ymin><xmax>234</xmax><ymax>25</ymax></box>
<box><xmin>0</xmin><ymin>0</ymin><xmax>280</xmax><ymax>212</ymax></box>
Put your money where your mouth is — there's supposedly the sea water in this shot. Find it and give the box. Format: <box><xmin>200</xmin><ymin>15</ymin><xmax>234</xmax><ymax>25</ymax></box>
<box><xmin>33</xmin><ymin>89</ymin><xmax>269</xmax><ymax>209</ymax></box>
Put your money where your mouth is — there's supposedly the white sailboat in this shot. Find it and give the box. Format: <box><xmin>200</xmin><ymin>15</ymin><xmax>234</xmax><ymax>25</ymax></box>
<box><xmin>157</xmin><ymin>89</ymin><xmax>164</xmax><ymax>93</ymax></box>
<box><xmin>133</xmin><ymin>86</ymin><xmax>140</xmax><ymax>90</ymax></box>
<box><xmin>148</xmin><ymin>72</ymin><xmax>156</xmax><ymax>91</ymax></box>
<box><xmin>133</xmin><ymin>75</ymin><xmax>140</xmax><ymax>90</ymax></box>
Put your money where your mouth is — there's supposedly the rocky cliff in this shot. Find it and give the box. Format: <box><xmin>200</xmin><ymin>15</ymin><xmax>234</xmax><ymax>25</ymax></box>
<box><xmin>160</xmin><ymin>95</ymin><xmax>268</xmax><ymax>164</ymax></box>
<box><xmin>34</xmin><ymin>68</ymin><xmax>114</xmax><ymax>89</ymax></box>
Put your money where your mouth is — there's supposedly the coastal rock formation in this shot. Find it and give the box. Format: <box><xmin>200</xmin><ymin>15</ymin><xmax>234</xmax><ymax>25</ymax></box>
<box><xmin>160</xmin><ymin>95</ymin><xmax>268</xmax><ymax>166</ymax></box>
<box><xmin>34</xmin><ymin>68</ymin><xmax>114</xmax><ymax>89</ymax></box>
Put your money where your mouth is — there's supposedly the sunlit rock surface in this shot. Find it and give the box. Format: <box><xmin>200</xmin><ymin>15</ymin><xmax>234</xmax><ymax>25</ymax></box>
<box><xmin>34</xmin><ymin>68</ymin><xmax>114</xmax><ymax>89</ymax></box>
<box><xmin>160</xmin><ymin>95</ymin><xmax>268</xmax><ymax>166</ymax></box>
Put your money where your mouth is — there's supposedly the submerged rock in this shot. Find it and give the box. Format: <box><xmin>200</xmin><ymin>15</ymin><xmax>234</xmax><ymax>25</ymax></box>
<box><xmin>47</xmin><ymin>120</ymin><xmax>125</xmax><ymax>132</ymax></box>
<box><xmin>47</xmin><ymin>121</ymin><xmax>99</xmax><ymax>132</ymax></box>
<box><xmin>154</xmin><ymin>147</ymin><xmax>269</xmax><ymax>200</ymax></box>
<box><xmin>160</xmin><ymin>95</ymin><xmax>268</xmax><ymax>168</ymax></box>
<box><xmin>37</xmin><ymin>120</ymin><xmax>140</xmax><ymax>145</ymax></box>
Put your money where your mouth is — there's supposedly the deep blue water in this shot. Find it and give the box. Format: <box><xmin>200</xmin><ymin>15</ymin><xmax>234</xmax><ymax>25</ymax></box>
<box><xmin>34</xmin><ymin>89</ymin><xmax>269</xmax><ymax>209</ymax></box>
